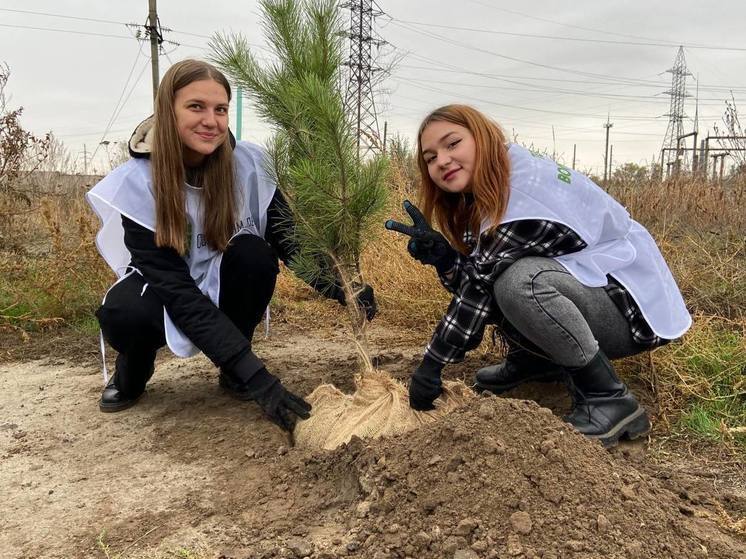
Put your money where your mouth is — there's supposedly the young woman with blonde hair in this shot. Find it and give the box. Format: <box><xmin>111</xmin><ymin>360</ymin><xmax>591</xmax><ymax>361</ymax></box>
<box><xmin>88</xmin><ymin>59</ymin><xmax>375</xmax><ymax>431</ymax></box>
<box><xmin>386</xmin><ymin>104</ymin><xmax>690</xmax><ymax>447</ymax></box>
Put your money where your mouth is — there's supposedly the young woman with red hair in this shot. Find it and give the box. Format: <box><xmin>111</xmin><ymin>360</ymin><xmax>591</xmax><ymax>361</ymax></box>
<box><xmin>386</xmin><ymin>105</ymin><xmax>690</xmax><ymax>447</ymax></box>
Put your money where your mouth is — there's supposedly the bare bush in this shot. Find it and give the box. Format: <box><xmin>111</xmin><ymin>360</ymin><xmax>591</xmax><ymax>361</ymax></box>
<box><xmin>714</xmin><ymin>93</ymin><xmax>746</xmax><ymax>170</ymax></box>
<box><xmin>0</xmin><ymin>64</ymin><xmax>51</xmax><ymax>202</ymax></box>
<box><xmin>0</xmin><ymin>63</ymin><xmax>51</xmax><ymax>246</ymax></box>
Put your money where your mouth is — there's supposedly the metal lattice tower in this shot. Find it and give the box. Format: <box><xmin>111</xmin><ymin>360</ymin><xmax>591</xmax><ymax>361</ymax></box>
<box><xmin>342</xmin><ymin>0</ymin><xmax>386</xmax><ymax>157</ymax></box>
<box><xmin>661</xmin><ymin>46</ymin><xmax>692</xmax><ymax>174</ymax></box>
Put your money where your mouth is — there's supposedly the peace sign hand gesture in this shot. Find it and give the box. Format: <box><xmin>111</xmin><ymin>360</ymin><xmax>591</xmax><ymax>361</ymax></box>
<box><xmin>385</xmin><ymin>200</ymin><xmax>458</xmax><ymax>274</ymax></box>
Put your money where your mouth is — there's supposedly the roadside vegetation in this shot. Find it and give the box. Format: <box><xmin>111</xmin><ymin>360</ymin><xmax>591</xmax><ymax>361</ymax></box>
<box><xmin>1</xmin><ymin>62</ymin><xmax>743</xmax><ymax>453</ymax></box>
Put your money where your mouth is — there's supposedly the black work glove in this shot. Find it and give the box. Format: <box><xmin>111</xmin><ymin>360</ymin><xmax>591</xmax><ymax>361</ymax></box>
<box><xmin>409</xmin><ymin>355</ymin><xmax>445</xmax><ymax>411</ymax></box>
<box><xmin>224</xmin><ymin>352</ymin><xmax>311</xmax><ymax>431</ymax></box>
<box><xmin>385</xmin><ymin>200</ymin><xmax>458</xmax><ymax>274</ymax></box>
<box><xmin>246</xmin><ymin>368</ymin><xmax>312</xmax><ymax>431</ymax></box>
<box><xmin>333</xmin><ymin>283</ymin><xmax>377</xmax><ymax>321</ymax></box>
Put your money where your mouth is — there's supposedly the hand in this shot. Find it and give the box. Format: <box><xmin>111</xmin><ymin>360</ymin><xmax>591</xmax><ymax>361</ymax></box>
<box><xmin>235</xmin><ymin>366</ymin><xmax>312</xmax><ymax>431</ymax></box>
<box><xmin>409</xmin><ymin>356</ymin><xmax>445</xmax><ymax>411</ymax></box>
<box><xmin>385</xmin><ymin>200</ymin><xmax>458</xmax><ymax>274</ymax></box>
<box><xmin>333</xmin><ymin>283</ymin><xmax>377</xmax><ymax>321</ymax></box>
<box><xmin>356</xmin><ymin>284</ymin><xmax>377</xmax><ymax>321</ymax></box>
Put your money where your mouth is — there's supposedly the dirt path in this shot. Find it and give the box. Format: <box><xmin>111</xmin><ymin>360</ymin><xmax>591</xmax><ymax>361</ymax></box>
<box><xmin>1</xmin><ymin>324</ymin><xmax>744</xmax><ymax>558</ymax></box>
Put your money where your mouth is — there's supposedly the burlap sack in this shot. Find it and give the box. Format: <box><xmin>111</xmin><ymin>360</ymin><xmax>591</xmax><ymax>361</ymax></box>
<box><xmin>293</xmin><ymin>369</ymin><xmax>475</xmax><ymax>450</ymax></box>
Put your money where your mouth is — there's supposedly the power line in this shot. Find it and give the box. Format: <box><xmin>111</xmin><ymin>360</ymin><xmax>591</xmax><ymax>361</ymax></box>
<box><xmin>0</xmin><ymin>7</ymin><xmax>130</xmax><ymax>26</ymax></box>
<box><xmin>393</xmin><ymin>54</ymin><xmax>675</xmax><ymax>125</ymax></box>
<box><xmin>89</xmin><ymin>48</ymin><xmax>151</xmax><ymax>164</ymax></box>
<box><xmin>0</xmin><ymin>22</ymin><xmax>135</xmax><ymax>40</ymax></box>
<box><xmin>398</xmin><ymin>53</ymin><xmax>660</xmax><ymax>112</ymax></box>
<box><xmin>389</xmin><ymin>18</ymin><xmax>746</xmax><ymax>53</ymax></box>
<box><xmin>387</xmin><ymin>20</ymin><xmax>684</xmax><ymax>89</ymax></box>
<box><xmin>390</xmin><ymin>74</ymin><xmax>739</xmax><ymax>106</ymax></box>
<box><xmin>0</xmin><ymin>7</ymin><xmax>269</xmax><ymax>55</ymax></box>
<box><xmin>392</xmin><ymin>76</ymin><xmax>723</xmax><ymax>124</ymax></box>
<box><xmin>392</xmin><ymin>20</ymin><xmax>744</xmax><ymax>92</ymax></box>
<box><xmin>55</xmin><ymin>126</ymin><xmax>138</xmax><ymax>140</ymax></box>
<box><xmin>393</xmin><ymin>76</ymin><xmax>666</xmax><ymax>121</ymax></box>
<box><xmin>398</xmin><ymin>61</ymin><xmax>746</xmax><ymax>94</ymax></box>
<box><xmin>463</xmin><ymin>0</ymin><xmax>694</xmax><ymax>45</ymax></box>
<box><xmin>112</xmin><ymin>59</ymin><xmax>152</xmax><ymax>128</ymax></box>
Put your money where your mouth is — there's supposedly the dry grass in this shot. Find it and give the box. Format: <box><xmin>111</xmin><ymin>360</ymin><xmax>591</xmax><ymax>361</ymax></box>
<box><xmin>1</xmin><ymin>165</ymin><xmax>744</xmax><ymax>449</ymax></box>
<box><xmin>0</xmin><ymin>175</ymin><xmax>111</xmax><ymax>334</ymax></box>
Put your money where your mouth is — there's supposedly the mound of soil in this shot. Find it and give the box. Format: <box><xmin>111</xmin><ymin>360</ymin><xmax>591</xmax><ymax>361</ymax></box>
<box><xmin>279</xmin><ymin>395</ymin><xmax>742</xmax><ymax>559</ymax></box>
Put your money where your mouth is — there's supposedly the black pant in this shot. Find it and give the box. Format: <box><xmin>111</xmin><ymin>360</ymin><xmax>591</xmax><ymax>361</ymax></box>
<box><xmin>96</xmin><ymin>234</ymin><xmax>279</xmax><ymax>397</ymax></box>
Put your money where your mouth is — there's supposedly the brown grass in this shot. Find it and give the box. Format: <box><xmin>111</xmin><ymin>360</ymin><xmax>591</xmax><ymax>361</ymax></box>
<box><xmin>1</xmin><ymin>165</ymin><xmax>744</xmax><ymax>449</ymax></box>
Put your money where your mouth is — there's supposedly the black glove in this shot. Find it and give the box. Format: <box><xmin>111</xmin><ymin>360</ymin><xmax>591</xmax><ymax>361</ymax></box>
<box><xmin>409</xmin><ymin>355</ymin><xmax>445</xmax><ymax>411</ymax></box>
<box><xmin>333</xmin><ymin>283</ymin><xmax>377</xmax><ymax>321</ymax></box>
<box><xmin>224</xmin><ymin>352</ymin><xmax>311</xmax><ymax>431</ymax></box>
<box><xmin>385</xmin><ymin>200</ymin><xmax>458</xmax><ymax>274</ymax></box>
<box><xmin>247</xmin><ymin>368</ymin><xmax>312</xmax><ymax>431</ymax></box>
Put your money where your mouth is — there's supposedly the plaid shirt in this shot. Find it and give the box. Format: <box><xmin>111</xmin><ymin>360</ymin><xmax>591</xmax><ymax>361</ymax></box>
<box><xmin>425</xmin><ymin>220</ymin><xmax>662</xmax><ymax>365</ymax></box>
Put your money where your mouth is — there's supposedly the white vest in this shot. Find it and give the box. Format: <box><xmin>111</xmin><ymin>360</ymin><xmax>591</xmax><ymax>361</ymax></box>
<box><xmin>87</xmin><ymin>141</ymin><xmax>277</xmax><ymax>357</ymax></box>
<box><xmin>478</xmin><ymin>143</ymin><xmax>691</xmax><ymax>339</ymax></box>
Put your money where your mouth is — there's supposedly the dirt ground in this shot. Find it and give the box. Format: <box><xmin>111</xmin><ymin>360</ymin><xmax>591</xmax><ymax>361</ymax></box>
<box><xmin>1</xmin><ymin>322</ymin><xmax>744</xmax><ymax>559</ymax></box>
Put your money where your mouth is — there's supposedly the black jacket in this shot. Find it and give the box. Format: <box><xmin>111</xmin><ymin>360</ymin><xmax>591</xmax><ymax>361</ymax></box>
<box><xmin>121</xmin><ymin>188</ymin><xmax>335</xmax><ymax>370</ymax></box>
<box><xmin>122</xmin><ymin>117</ymin><xmax>339</xmax><ymax>371</ymax></box>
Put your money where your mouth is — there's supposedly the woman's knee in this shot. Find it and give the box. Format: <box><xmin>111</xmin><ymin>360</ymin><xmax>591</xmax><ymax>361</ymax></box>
<box><xmin>223</xmin><ymin>234</ymin><xmax>279</xmax><ymax>280</ymax></box>
<box><xmin>96</xmin><ymin>276</ymin><xmax>163</xmax><ymax>352</ymax></box>
<box><xmin>493</xmin><ymin>257</ymin><xmax>555</xmax><ymax>315</ymax></box>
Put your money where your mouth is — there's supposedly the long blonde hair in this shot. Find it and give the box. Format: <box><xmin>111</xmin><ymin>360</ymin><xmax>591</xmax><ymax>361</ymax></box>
<box><xmin>151</xmin><ymin>59</ymin><xmax>236</xmax><ymax>254</ymax></box>
<box><xmin>416</xmin><ymin>105</ymin><xmax>511</xmax><ymax>253</ymax></box>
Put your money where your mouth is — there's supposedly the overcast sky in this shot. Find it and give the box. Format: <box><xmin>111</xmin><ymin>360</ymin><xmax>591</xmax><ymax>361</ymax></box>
<box><xmin>2</xmin><ymin>1</ymin><xmax>745</xmax><ymax>175</ymax></box>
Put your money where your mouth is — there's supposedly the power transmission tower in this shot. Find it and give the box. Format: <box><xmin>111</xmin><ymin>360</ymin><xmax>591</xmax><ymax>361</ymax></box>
<box><xmin>342</xmin><ymin>0</ymin><xmax>386</xmax><ymax>158</ymax></box>
<box><xmin>660</xmin><ymin>46</ymin><xmax>692</xmax><ymax>177</ymax></box>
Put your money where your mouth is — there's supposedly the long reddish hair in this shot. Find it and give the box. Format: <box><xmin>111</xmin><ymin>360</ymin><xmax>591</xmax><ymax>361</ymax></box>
<box><xmin>416</xmin><ymin>105</ymin><xmax>511</xmax><ymax>253</ymax></box>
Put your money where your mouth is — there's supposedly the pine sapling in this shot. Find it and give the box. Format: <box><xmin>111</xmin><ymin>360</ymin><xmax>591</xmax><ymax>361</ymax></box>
<box><xmin>210</xmin><ymin>0</ymin><xmax>388</xmax><ymax>370</ymax></box>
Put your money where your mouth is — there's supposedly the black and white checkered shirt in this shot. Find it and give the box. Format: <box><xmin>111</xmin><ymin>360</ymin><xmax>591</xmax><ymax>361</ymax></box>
<box><xmin>425</xmin><ymin>220</ymin><xmax>663</xmax><ymax>365</ymax></box>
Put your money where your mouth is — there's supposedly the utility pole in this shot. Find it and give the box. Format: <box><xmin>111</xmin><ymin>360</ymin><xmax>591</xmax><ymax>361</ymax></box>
<box><xmin>603</xmin><ymin>115</ymin><xmax>613</xmax><ymax>185</ymax></box>
<box><xmin>698</xmin><ymin>138</ymin><xmax>706</xmax><ymax>177</ymax></box>
<box><xmin>147</xmin><ymin>0</ymin><xmax>162</xmax><ymax>103</ymax></box>
<box><xmin>125</xmin><ymin>2</ymin><xmax>173</xmax><ymax>105</ymax></box>
<box><xmin>692</xmin><ymin>75</ymin><xmax>699</xmax><ymax>173</ymax></box>
<box><xmin>609</xmin><ymin>145</ymin><xmax>613</xmax><ymax>180</ymax></box>
<box><xmin>572</xmin><ymin>144</ymin><xmax>577</xmax><ymax>169</ymax></box>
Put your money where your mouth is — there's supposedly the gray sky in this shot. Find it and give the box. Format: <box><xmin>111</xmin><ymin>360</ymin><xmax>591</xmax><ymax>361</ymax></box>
<box><xmin>2</xmin><ymin>1</ymin><xmax>745</xmax><ymax>175</ymax></box>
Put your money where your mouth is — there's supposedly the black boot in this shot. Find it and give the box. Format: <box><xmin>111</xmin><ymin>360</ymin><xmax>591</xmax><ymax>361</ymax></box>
<box><xmin>99</xmin><ymin>353</ymin><xmax>153</xmax><ymax>413</ymax></box>
<box><xmin>475</xmin><ymin>348</ymin><xmax>566</xmax><ymax>394</ymax></box>
<box><xmin>564</xmin><ymin>350</ymin><xmax>651</xmax><ymax>448</ymax></box>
